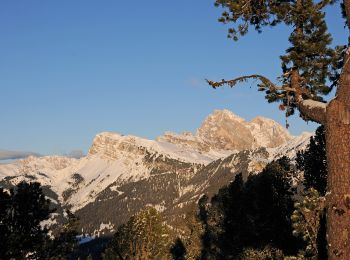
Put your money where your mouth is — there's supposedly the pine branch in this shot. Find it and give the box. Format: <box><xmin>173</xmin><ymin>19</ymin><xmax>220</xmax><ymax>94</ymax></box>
<box><xmin>316</xmin><ymin>0</ymin><xmax>338</xmax><ymax>10</ymax></box>
<box><xmin>207</xmin><ymin>73</ymin><xmax>327</xmax><ymax>124</ymax></box>
<box><xmin>206</xmin><ymin>74</ymin><xmax>302</xmax><ymax>94</ymax></box>
<box><xmin>206</xmin><ymin>74</ymin><xmax>281</xmax><ymax>90</ymax></box>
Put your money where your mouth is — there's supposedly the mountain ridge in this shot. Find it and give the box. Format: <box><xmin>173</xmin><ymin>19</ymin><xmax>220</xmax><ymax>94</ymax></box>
<box><xmin>0</xmin><ymin>109</ymin><xmax>312</xmax><ymax>236</ymax></box>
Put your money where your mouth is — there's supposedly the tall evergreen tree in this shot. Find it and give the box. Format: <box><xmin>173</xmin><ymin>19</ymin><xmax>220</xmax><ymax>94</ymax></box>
<box><xmin>170</xmin><ymin>238</ymin><xmax>187</xmax><ymax>260</ymax></box>
<box><xmin>0</xmin><ymin>182</ymin><xmax>53</xmax><ymax>259</ymax></box>
<box><xmin>0</xmin><ymin>187</ymin><xmax>11</xmax><ymax>257</ymax></box>
<box><xmin>296</xmin><ymin>126</ymin><xmax>328</xmax><ymax>259</ymax></box>
<box><xmin>198</xmin><ymin>158</ymin><xmax>302</xmax><ymax>259</ymax></box>
<box><xmin>290</xmin><ymin>188</ymin><xmax>326</xmax><ymax>259</ymax></box>
<box><xmin>0</xmin><ymin>181</ymin><xmax>79</xmax><ymax>259</ymax></box>
<box><xmin>103</xmin><ymin>207</ymin><xmax>172</xmax><ymax>259</ymax></box>
<box><xmin>207</xmin><ymin>1</ymin><xmax>350</xmax><ymax>257</ymax></box>
<box><xmin>297</xmin><ymin>125</ymin><xmax>327</xmax><ymax>195</ymax></box>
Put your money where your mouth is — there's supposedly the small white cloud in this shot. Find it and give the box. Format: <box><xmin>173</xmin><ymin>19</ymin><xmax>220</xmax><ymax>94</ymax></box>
<box><xmin>0</xmin><ymin>150</ymin><xmax>40</xmax><ymax>160</ymax></box>
<box><xmin>66</xmin><ymin>150</ymin><xmax>85</xmax><ymax>159</ymax></box>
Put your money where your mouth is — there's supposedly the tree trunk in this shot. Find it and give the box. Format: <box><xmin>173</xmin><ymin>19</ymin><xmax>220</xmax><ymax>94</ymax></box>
<box><xmin>326</xmin><ymin>98</ymin><xmax>350</xmax><ymax>259</ymax></box>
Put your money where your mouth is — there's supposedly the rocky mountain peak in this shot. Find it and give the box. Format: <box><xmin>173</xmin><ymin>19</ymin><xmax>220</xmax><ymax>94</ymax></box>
<box><xmin>89</xmin><ymin>111</ymin><xmax>294</xmax><ymax>162</ymax></box>
<box><xmin>87</xmin><ymin>132</ymin><xmax>151</xmax><ymax>160</ymax></box>
<box><xmin>197</xmin><ymin>110</ymin><xmax>254</xmax><ymax>150</ymax></box>
<box><xmin>200</xmin><ymin>109</ymin><xmax>246</xmax><ymax>126</ymax></box>
<box><xmin>194</xmin><ymin>110</ymin><xmax>292</xmax><ymax>151</ymax></box>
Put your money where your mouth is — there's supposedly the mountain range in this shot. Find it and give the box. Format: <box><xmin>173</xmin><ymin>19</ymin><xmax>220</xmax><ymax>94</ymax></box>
<box><xmin>0</xmin><ymin>109</ymin><xmax>311</xmax><ymax>237</ymax></box>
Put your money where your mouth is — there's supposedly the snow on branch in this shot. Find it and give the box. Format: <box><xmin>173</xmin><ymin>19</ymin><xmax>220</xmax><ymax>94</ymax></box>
<box><xmin>298</xmin><ymin>99</ymin><xmax>327</xmax><ymax>125</ymax></box>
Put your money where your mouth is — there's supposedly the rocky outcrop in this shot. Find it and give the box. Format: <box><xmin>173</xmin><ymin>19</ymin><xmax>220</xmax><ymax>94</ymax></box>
<box><xmin>158</xmin><ymin>110</ymin><xmax>293</xmax><ymax>152</ymax></box>
<box><xmin>156</xmin><ymin>131</ymin><xmax>210</xmax><ymax>153</ymax></box>
<box><xmin>197</xmin><ymin>110</ymin><xmax>255</xmax><ymax>150</ymax></box>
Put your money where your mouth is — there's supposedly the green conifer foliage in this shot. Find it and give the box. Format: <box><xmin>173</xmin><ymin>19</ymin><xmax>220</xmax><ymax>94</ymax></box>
<box><xmin>0</xmin><ymin>182</ymin><xmax>53</xmax><ymax>259</ymax></box>
<box><xmin>290</xmin><ymin>188</ymin><xmax>325</xmax><ymax>259</ymax></box>
<box><xmin>198</xmin><ymin>158</ymin><xmax>302</xmax><ymax>259</ymax></box>
<box><xmin>209</xmin><ymin>0</ymin><xmax>344</xmax><ymax>119</ymax></box>
<box><xmin>297</xmin><ymin>125</ymin><xmax>327</xmax><ymax>195</ymax></box>
<box><xmin>103</xmin><ymin>207</ymin><xmax>172</xmax><ymax>259</ymax></box>
<box><xmin>0</xmin><ymin>181</ymin><xmax>79</xmax><ymax>259</ymax></box>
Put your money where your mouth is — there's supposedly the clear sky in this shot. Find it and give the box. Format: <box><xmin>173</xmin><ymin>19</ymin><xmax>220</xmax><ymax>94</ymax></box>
<box><xmin>0</xmin><ymin>1</ymin><xmax>348</xmax><ymax>157</ymax></box>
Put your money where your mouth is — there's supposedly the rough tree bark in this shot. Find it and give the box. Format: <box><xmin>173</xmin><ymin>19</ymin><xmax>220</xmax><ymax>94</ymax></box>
<box><xmin>290</xmin><ymin>47</ymin><xmax>350</xmax><ymax>259</ymax></box>
<box><xmin>324</xmin><ymin>40</ymin><xmax>350</xmax><ymax>259</ymax></box>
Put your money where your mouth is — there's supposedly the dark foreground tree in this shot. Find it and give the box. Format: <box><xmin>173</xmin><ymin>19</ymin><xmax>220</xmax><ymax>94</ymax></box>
<box><xmin>208</xmin><ymin>1</ymin><xmax>350</xmax><ymax>258</ymax></box>
<box><xmin>297</xmin><ymin>125</ymin><xmax>328</xmax><ymax>195</ymax></box>
<box><xmin>198</xmin><ymin>158</ymin><xmax>302</xmax><ymax>259</ymax></box>
<box><xmin>296</xmin><ymin>125</ymin><xmax>328</xmax><ymax>259</ymax></box>
<box><xmin>0</xmin><ymin>181</ymin><xmax>78</xmax><ymax>259</ymax></box>
<box><xmin>170</xmin><ymin>238</ymin><xmax>187</xmax><ymax>260</ymax></box>
<box><xmin>0</xmin><ymin>182</ymin><xmax>52</xmax><ymax>259</ymax></box>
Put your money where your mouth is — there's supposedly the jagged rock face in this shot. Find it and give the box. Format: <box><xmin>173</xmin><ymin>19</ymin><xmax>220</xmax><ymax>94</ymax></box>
<box><xmin>197</xmin><ymin>110</ymin><xmax>255</xmax><ymax>150</ymax></box>
<box><xmin>88</xmin><ymin>132</ymin><xmax>148</xmax><ymax>160</ymax></box>
<box><xmin>248</xmin><ymin>117</ymin><xmax>292</xmax><ymax>148</ymax></box>
<box><xmin>156</xmin><ymin>132</ymin><xmax>210</xmax><ymax>153</ymax></box>
<box><xmin>196</xmin><ymin>110</ymin><xmax>293</xmax><ymax>150</ymax></box>
<box><xmin>158</xmin><ymin>110</ymin><xmax>292</xmax><ymax>152</ymax></box>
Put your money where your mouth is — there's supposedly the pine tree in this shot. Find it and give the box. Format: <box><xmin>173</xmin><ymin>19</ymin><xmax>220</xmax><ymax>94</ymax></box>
<box><xmin>0</xmin><ymin>181</ymin><xmax>79</xmax><ymax>259</ymax></box>
<box><xmin>198</xmin><ymin>158</ymin><xmax>301</xmax><ymax>259</ymax></box>
<box><xmin>296</xmin><ymin>125</ymin><xmax>328</xmax><ymax>259</ymax></box>
<box><xmin>0</xmin><ymin>182</ymin><xmax>53</xmax><ymax>259</ymax></box>
<box><xmin>0</xmin><ymin>187</ymin><xmax>11</xmax><ymax>257</ymax></box>
<box><xmin>103</xmin><ymin>207</ymin><xmax>172</xmax><ymax>259</ymax></box>
<box><xmin>208</xmin><ymin>1</ymin><xmax>350</xmax><ymax>257</ymax></box>
<box><xmin>297</xmin><ymin>125</ymin><xmax>327</xmax><ymax>195</ymax></box>
<box><xmin>170</xmin><ymin>238</ymin><xmax>187</xmax><ymax>260</ymax></box>
<box><xmin>290</xmin><ymin>188</ymin><xmax>325</xmax><ymax>259</ymax></box>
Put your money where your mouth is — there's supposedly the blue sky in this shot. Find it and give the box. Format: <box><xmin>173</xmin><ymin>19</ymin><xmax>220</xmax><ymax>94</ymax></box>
<box><xmin>0</xmin><ymin>1</ymin><xmax>348</xmax><ymax>156</ymax></box>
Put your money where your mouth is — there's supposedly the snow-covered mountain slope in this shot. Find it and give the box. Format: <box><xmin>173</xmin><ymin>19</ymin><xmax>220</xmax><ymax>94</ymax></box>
<box><xmin>0</xmin><ymin>109</ymin><xmax>312</xmax><ymax>235</ymax></box>
<box><xmin>0</xmin><ymin>133</ymin><xmax>208</xmax><ymax>211</ymax></box>
<box><xmin>268</xmin><ymin>132</ymin><xmax>313</xmax><ymax>159</ymax></box>
<box><xmin>89</xmin><ymin>132</ymin><xmax>230</xmax><ymax>165</ymax></box>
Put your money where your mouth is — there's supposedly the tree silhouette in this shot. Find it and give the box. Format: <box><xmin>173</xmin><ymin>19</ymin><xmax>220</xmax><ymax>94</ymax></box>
<box><xmin>0</xmin><ymin>181</ymin><xmax>78</xmax><ymax>259</ymax></box>
<box><xmin>297</xmin><ymin>125</ymin><xmax>327</xmax><ymax>195</ymax></box>
<box><xmin>0</xmin><ymin>182</ymin><xmax>53</xmax><ymax>259</ymax></box>
<box><xmin>198</xmin><ymin>158</ymin><xmax>302</xmax><ymax>259</ymax></box>
<box><xmin>170</xmin><ymin>238</ymin><xmax>187</xmax><ymax>260</ymax></box>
